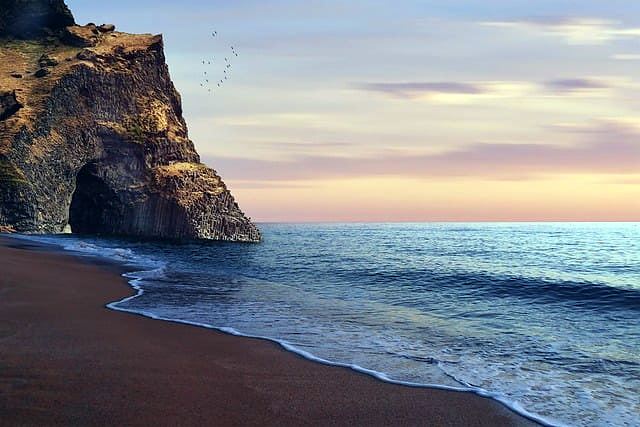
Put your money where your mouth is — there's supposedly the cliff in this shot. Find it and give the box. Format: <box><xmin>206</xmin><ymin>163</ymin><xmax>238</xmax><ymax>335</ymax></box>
<box><xmin>0</xmin><ymin>1</ymin><xmax>261</xmax><ymax>241</ymax></box>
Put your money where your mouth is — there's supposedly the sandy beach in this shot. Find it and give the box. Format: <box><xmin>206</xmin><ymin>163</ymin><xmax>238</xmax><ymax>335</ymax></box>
<box><xmin>0</xmin><ymin>236</ymin><xmax>537</xmax><ymax>426</ymax></box>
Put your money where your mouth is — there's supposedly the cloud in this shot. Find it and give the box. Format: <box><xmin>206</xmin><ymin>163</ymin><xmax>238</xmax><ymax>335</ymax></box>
<box><xmin>263</xmin><ymin>141</ymin><xmax>354</xmax><ymax>150</ymax></box>
<box><xmin>544</xmin><ymin>78</ymin><xmax>611</xmax><ymax>93</ymax></box>
<box><xmin>206</xmin><ymin>122</ymin><xmax>640</xmax><ymax>182</ymax></box>
<box><xmin>356</xmin><ymin>82</ymin><xmax>485</xmax><ymax>98</ymax></box>
<box><xmin>356</xmin><ymin>78</ymin><xmax>624</xmax><ymax>101</ymax></box>
<box><xmin>226</xmin><ymin>181</ymin><xmax>314</xmax><ymax>190</ymax></box>
<box><xmin>616</xmin><ymin>177</ymin><xmax>640</xmax><ymax>185</ymax></box>
<box><xmin>481</xmin><ymin>17</ymin><xmax>640</xmax><ymax>45</ymax></box>
<box><xmin>355</xmin><ymin>80</ymin><xmax>536</xmax><ymax>103</ymax></box>
<box><xmin>612</xmin><ymin>54</ymin><xmax>640</xmax><ymax>61</ymax></box>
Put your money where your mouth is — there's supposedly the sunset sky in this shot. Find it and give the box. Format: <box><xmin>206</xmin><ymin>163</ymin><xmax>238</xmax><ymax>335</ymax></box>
<box><xmin>69</xmin><ymin>0</ymin><xmax>640</xmax><ymax>222</ymax></box>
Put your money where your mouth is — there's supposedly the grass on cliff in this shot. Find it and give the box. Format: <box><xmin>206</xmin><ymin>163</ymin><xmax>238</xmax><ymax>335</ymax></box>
<box><xmin>1</xmin><ymin>38</ymin><xmax>45</xmax><ymax>58</ymax></box>
<box><xmin>1</xmin><ymin>38</ymin><xmax>81</xmax><ymax>66</ymax></box>
<box><xmin>123</xmin><ymin>115</ymin><xmax>160</xmax><ymax>144</ymax></box>
<box><xmin>125</xmin><ymin>121</ymin><xmax>146</xmax><ymax>143</ymax></box>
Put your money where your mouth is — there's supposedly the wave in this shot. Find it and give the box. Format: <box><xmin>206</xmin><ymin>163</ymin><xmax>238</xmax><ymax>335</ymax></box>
<box><xmin>456</xmin><ymin>272</ymin><xmax>640</xmax><ymax>312</ymax></box>
<box><xmin>346</xmin><ymin>267</ymin><xmax>640</xmax><ymax>312</ymax></box>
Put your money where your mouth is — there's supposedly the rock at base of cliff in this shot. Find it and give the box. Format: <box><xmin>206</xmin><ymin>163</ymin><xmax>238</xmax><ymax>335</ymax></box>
<box><xmin>0</xmin><ymin>225</ymin><xmax>16</xmax><ymax>233</ymax></box>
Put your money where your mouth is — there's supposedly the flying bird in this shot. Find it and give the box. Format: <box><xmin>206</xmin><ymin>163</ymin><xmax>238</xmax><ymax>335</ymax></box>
<box><xmin>198</xmin><ymin>30</ymin><xmax>240</xmax><ymax>95</ymax></box>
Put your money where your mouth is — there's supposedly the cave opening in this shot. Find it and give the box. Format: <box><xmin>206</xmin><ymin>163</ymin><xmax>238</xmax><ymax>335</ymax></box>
<box><xmin>68</xmin><ymin>163</ymin><xmax>118</xmax><ymax>234</ymax></box>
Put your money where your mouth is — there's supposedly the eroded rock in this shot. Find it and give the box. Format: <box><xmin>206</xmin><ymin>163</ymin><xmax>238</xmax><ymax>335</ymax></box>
<box><xmin>0</xmin><ymin>224</ymin><xmax>16</xmax><ymax>233</ymax></box>
<box><xmin>98</xmin><ymin>24</ymin><xmax>116</xmax><ymax>33</ymax></box>
<box><xmin>76</xmin><ymin>48</ymin><xmax>97</xmax><ymax>61</ymax></box>
<box><xmin>0</xmin><ymin>90</ymin><xmax>22</xmax><ymax>120</ymax></box>
<box><xmin>33</xmin><ymin>67</ymin><xmax>50</xmax><ymax>78</ymax></box>
<box><xmin>38</xmin><ymin>54</ymin><xmax>59</xmax><ymax>67</ymax></box>
<box><xmin>63</xmin><ymin>25</ymin><xmax>99</xmax><ymax>47</ymax></box>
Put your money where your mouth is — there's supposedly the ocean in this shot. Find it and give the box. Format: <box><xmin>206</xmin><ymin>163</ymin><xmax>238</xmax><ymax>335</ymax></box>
<box><xmin>19</xmin><ymin>223</ymin><xmax>640</xmax><ymax>427</ymax></box>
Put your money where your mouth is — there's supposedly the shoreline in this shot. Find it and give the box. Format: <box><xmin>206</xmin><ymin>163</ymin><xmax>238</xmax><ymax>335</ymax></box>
<box><xmin>0</xmin><ymin>235</ymin><xmax>538</xmax><ymax>426</ymax></box>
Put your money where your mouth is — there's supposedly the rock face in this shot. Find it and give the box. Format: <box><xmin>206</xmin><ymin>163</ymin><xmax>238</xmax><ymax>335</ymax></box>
<box><xmin>0</xmin><ymin>1</ymin><xmax>260</xmax><ymax>242</ymax></box>
<box><xmin>0</xmin><ymin>0</ymin><xmax>75</xmax><ymax>38</ymax></box>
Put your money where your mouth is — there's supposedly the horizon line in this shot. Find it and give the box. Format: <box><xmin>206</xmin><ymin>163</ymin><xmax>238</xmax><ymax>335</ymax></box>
<box><xmin>254</xmin><ymin>220</ymin><xmax>640</xmax><ymax>224</ymax></box>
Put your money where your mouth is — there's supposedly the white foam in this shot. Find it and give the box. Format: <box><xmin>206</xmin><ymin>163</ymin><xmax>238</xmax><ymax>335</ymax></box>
<box><xmin>12</xmin><ymin>234</ymin><xmax>165</xmax><ymax>272</ymax></box>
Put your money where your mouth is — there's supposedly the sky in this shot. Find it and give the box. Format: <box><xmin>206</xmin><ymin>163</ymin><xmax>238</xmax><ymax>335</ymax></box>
<box><xmin>68</xmin><ymin>0</ymin><xmax>639</xmax><ymax>222</ymax></box>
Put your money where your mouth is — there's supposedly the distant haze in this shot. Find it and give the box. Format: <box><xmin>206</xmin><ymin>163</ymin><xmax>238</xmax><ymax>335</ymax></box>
<box><xmin>69</xmin><ymin>0</ymin><xmax>640</xmax><ymax>221</ymax></box>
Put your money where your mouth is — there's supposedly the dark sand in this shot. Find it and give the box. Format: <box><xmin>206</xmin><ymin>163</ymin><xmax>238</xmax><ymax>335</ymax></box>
<box><xmin>0</xmin><ymin>236</ymin><xmax>538</xmax><ymax>426</ymax></box>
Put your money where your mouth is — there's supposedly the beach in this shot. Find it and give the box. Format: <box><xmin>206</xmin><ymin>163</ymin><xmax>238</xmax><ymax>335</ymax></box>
<box><xmin>0</xmin><ymin>236</ymin><xmax>536</xmax><ymax>426</ymax></box>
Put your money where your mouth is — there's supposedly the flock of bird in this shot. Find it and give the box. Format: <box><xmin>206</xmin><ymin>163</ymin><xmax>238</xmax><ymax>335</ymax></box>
<box><xmin>199</xmin><ymin>30</ymin><xmax>239</xmax><ymax>95</ymax></box>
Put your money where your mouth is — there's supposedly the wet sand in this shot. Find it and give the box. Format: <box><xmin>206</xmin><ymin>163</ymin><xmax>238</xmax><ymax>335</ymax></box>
<box><xmin>0</xmin><ymin>236</ymin><xmax>538</xmax><ymax>426</ymax></box>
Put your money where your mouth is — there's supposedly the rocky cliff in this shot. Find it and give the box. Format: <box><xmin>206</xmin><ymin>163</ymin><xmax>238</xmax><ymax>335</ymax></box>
<box><xmin>0</xmin><ymin>0</ymin><xmax>261</xmax><ymax>241</ymax></box>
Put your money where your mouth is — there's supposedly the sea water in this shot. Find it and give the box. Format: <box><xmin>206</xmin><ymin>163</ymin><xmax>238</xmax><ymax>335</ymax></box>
<box><xmin>19</xmin><ymin>223</ymin><xmax>640</xmax><ymax>426</ymax></box>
